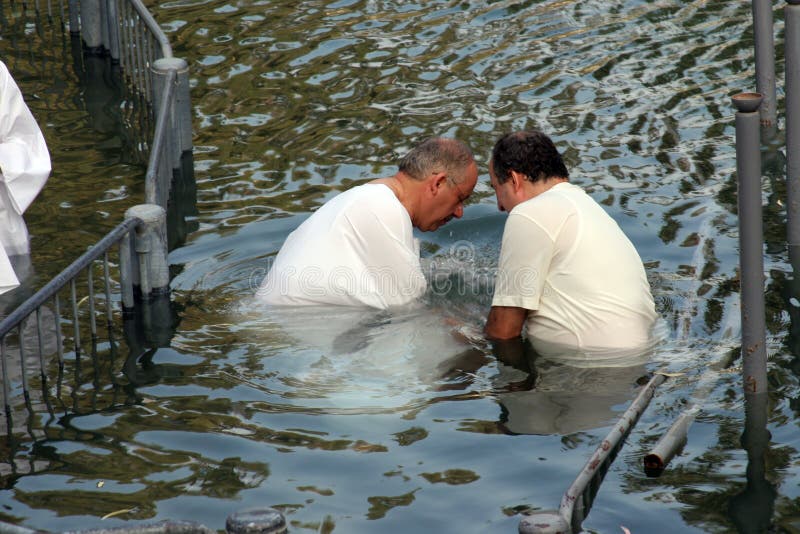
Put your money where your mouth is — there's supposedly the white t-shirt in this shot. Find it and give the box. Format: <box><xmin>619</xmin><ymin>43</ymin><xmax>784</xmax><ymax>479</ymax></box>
<box><xmin>0</xmin><ymin>60</ymin><xmax>51</xmax><ymax>295</ymax></box>
<box><xmin>257</xmin><ymin>183</ymin><xmax>427</xmax><ymax>309</ymax></box>
<box><xmin>492</xmin><ymin>182</ymin><xmax>657</xmax><ymax>354</ymax></box>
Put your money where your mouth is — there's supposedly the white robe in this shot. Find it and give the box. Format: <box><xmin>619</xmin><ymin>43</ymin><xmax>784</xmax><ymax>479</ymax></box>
<box><xmin>0</xmin><ymin>60</ymin><xmax>51</xmax><ymax>295</ymax></box>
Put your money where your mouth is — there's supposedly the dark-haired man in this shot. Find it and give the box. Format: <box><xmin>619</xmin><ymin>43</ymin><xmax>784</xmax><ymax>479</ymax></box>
<box><xmin>258</xmin><ymin>137</ymin><xmax>478</xmax><ymax>309</ymax></box>
<box><xmin>484</xmin><ymin>130</ymin><xmax>657</xmax><ymax>356</ymax></box>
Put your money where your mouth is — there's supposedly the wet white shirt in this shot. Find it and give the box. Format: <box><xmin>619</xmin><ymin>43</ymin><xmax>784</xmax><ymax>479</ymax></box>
<box><xmin>492</xmin><ymin>182</ymin><xmax>657</xmax><ymax>355</ymax></box>
<box><xmin>0</xmin><ymin>60</ymin><xmax>51</xmax><ymax>295</ymax></box>
<box><xmin>257</xmin><ymin>183</ymin><xmax>427</xmax><ymax>309</ymax></box>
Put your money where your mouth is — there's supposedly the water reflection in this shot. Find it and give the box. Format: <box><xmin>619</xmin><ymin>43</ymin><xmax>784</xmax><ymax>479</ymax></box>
<box><xmin>729</xmin><ymin>392</ymin><xmax>775</xmax><ymax>533</ymax></box>
<box><xmin>492</xmin><ymin>339</ymin><xmax>649</xmax><ymax>436</ymax></box>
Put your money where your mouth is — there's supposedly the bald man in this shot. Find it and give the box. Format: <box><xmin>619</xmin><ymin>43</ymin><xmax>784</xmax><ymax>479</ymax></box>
<box><xmin>258</xmin><ymin>137</ymin><xmax>478</xmax><ymax>309</ymax></box>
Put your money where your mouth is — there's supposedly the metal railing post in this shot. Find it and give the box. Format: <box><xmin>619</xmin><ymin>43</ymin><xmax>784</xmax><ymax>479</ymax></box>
<box><xmin>752</xmin><ymin>0</ymin><xmax>778</xmax><ymax>128</ymax></box>
<box><xmin>729</xmin><ymin>391</ymin><xmax>774</xmax><ymax>531</ymax></box>
<box><xmin>125</xmin><ymin>204</ymin><xmax>170</xmax><ymax>300</ymax></box>
<box><xmin>733</xmin><ymin>92</ymin><xmax>768</xmax><ymax>395</ymax></box>
<box><xmin>786</xmin><ymin>0</ymin><xmax>800</xmax><ymax>264</ymax></box>
<box><xmin>226</xmin><ymin>508</ymin><xmax>287</xmax><ymax>534</ymax></box>
<box><xmin>152</xmin><ymin>57</ymin><xmax>193</xmax><ymax>163</ymax></box>
<box><xmin>68</xmin><ymin>0</ymin><xmax>80</xmax><ymax>34</ymax></box>
<box><xmin>79</xmin><ymin>0</ymin><xmax>103</xmax><ymax>52</ymax></box>
<box><xmin>106</xmin><ymin>0</ymin><xmax>121</xmax><ymax>62</ymax></box>
<box><xmin>119</xmin><ymin>227</ymin><xmax>136</xmax><ymax>312</ymax></box>
<box><xmin>99</xmin><ymin>0</ymin><xmax>110</xmax><ymax>54</ymax></box>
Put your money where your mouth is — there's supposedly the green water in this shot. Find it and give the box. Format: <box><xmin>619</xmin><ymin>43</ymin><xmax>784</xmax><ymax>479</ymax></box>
<box><xmin>1</xmin><ymin>0</ymin><xmax>799</xmax><ymax>532</ymax></box>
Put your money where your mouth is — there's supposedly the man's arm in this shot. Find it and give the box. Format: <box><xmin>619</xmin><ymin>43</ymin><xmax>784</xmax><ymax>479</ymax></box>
<box><xmin>485</xmin><ymin>305</ymin><xmax>528</xmax><ymax>340</ymax></box>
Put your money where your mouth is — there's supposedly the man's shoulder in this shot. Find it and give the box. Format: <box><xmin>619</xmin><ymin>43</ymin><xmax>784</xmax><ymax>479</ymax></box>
<box><xmin>513</xmin><ymin>183</ymin><xmax>580</xmax><ymax>218</ymax></box>
<box><xmin>327</xmin><ymin>184</ymin><xmax>408</xmax><ymax>230</ymax></box>
<box><xmin>338</xmin><ymin>183</ymin><xmax>395</xmax><ymax>204</ymax></box>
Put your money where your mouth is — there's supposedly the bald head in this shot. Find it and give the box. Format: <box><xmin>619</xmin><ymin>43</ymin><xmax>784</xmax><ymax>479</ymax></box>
<box><xmin>398</xmin><ymin>137</ymin><xmax>475</xmax><ymax>185</ymax></box>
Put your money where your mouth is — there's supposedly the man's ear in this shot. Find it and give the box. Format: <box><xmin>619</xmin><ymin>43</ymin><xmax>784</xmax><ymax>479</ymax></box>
<box><xmin>509</xmin><ymin>170</ymin><xmax>526</xmax><ymax>192</ymax></box>
<box><xmin>430</xmin><ymin>172</ymin><xmax>447</xmax><ymax>195</ymax></box>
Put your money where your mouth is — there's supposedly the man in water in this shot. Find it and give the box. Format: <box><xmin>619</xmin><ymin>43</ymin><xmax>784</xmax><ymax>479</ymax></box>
<box><xmin>258</xmin><ymin>137</ymin><xmax>478</xmax><ymax>309</ymax></box>
<box><xmin>484</xmin><ymin>130</ymin><xmax>657</xmax><ymax>356</ymax></box>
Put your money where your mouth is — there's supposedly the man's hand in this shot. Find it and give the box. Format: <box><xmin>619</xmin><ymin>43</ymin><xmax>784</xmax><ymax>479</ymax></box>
<box><xmin>484</xmin><ymin>305</ymin><xmax>528</xmax><ymax>340</ymax></box>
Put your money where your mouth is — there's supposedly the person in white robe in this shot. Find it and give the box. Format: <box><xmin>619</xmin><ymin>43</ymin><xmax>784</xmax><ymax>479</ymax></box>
<box><xmin>0</xmin><ymin>60</ymin><xmax>51</xmax><ymax>296</ymax></box>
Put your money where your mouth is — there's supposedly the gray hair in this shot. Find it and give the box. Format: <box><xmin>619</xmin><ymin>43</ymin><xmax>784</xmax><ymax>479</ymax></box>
<box><xmin>398</xmin><ymin>137</ymin><xmax>474</xmax><ymax>184</ymax></box>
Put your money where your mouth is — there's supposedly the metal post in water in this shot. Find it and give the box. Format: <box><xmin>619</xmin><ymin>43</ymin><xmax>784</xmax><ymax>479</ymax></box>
<box><xmin>53</xmin><ymin>294</ymin><xmax>63</xmax><ymax>367</ymax></box>
<box><xmin>152</xmin><ymin>57</ymin><xmax>193</xmax><ymax>163</ymax></box>
<box><xmin>643</xmin><ymin>406</ymin><xmax>698</xmax><ymax>477</ymax></box>
<box><xmin>103</xmin><ymin>251</ymin><xmax>113</xmax><ymax>325</ymax></box>
<box><xmin>125</xmin><ymin>204</ymin><xmax>170</xmax><ymax>300</ymax></box>
<box><xmin>786</xmin><ymin>0</ymin><xmax>800</xmax><ymax>265</ymax></box>
<box><xmin>87</xmin><ymin>267</ymin><xmax>97</xmax><ymax>340</ymax></box>
<box><xmin>119</xmin><ymin>228</ymin><xmax>136</xmax><ymax>312</ymax></box>
<box><xmin>226</xmin><ymin>508</ymin><xmax>287</xmax><ymax>534</ymax></box>
<box><xmin>70</xmin><ymin>278</ymin><xmax>81</xmax><ymax>355</ymax></box>
<box><xmin>733</xmin><ymin>92</ymin><xmax>768</xmax><ymax>395</ymax></box>
<box><xmin>79</xmin><ymin>0</ymin><xmax>103</xmax><ymax>53</ymax></box>
<box><xmin>1</xmin><ymin>336</ymin><xmax>9</xmax><ymax>413</ymax></box>
<box><xmin>752</xmin><ymin>0</ymin><xmax>777</xmax><ymax>129</ymax></box>
<box><xmin>67</xmin><ymin>0</ymin><xmax>80</xmax><ymax>34</ymax></box>
<box><xmin>98</xmin><ymin>0</ymin><xmax>109</xmax><ymax>54</ymax></box>
<box><xmin>35</xmin><ymin>307</ymin><xmax>45</xmax><ymax>382</ymax></box>
<box><xmin>729</xmin><ymin>391</ymin><xmax>775</xmax><ymax>531</ymax></box>
<box><xmin>105</xmin><ymin>0</ymin><xmax>121</xmax><ymax>62</ymax></box>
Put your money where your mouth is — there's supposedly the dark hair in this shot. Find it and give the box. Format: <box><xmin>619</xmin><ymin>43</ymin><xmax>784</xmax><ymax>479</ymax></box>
<box><xmin>491</xmin><ymin>130</ymin><xmax>569</xmax><ymax>184</ymax></box>
<box><xmin>398</xmin><ymin>137</ymin><xmax>475</xmax><ymax>184</ymax></box>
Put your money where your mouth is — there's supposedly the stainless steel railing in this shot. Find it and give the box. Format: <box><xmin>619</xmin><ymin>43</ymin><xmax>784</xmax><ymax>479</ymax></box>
<box><xmin>66</xmin><ymin>0</ymin><xmax>193</xmax><ymax>210</ymax></box>
<box><xmin>0</xmin><ymin>218</ymin><xmax>140</xmax><ymax>415</ymax></box>
<box><xmin>113</xmin><ymin>0</ymin><xmax>174</xmax><ymax>97</ymax></box>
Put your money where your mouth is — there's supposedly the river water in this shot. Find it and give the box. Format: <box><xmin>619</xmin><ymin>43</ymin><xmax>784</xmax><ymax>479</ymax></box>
<box><xmin>1</xmin><ymin>0</ymin><xmax>798</xmax><ymax>532</ymax></box>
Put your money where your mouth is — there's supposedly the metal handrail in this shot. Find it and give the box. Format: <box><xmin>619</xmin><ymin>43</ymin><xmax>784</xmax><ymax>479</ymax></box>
<box><xmin>124</xmin><ymin>0</ymin><xmax>172</xmax><ymax>59</ymax></box>
<box><xmin>520</xmin><ymin>372</ymin><xmax>668</xmax><ymax>533</ymax></box>
<box><xmin>1</xmin><ymin>218</ymin><xmax>141</xmax><ymax>412</ymax></box>
<box><xmin>0</xmin><ymin>218</ymin><xmax>141</xmax><ymax>339</ymax></box>
<box><xmin>146</xmin><ymin>68</ymin><xmax>176</xmax><ymax>206</ymax></box>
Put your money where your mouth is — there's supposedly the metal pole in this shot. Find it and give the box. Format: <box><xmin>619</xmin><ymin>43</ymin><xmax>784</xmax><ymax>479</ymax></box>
<box><xmin>786</xmin><ymin>0</ymin><xmax>800</xmax><ymax>264</ymax></box>
<box><xmin>35</xmin><ymin>307</ymin><xmax>45</xmax><ymax>381</ymax></box>
<box><xmin>519</xmin><ymin>373</ymin><xmax>667</xmax><ymax>533</ymax></box>
<box><xmin>152</xmin><ymin>57</ymin><xmax>192</xmax><ymax>162</ymax></box>
<box><xmin>146</xmin><ymin>69</ymin><xmax>176</xmax><ymax>207</ymax></box>
<box><xmin>125</xmin><ymin>204</ymin><xmax>170</xmax><ymax>299</ymax></box>
<box><xmin>119</xmin><ymin>228</ymin><xmax>136</xmax><ymax>311</ymax></box>
<box><xmin>67</xmin><ymin>0</ymin><xmax>79</xmax><ymax>34</ymax></box>
<box><xmin>99</xmin><ymin>0</ymin><xmax>109</xmax><ymax>53</ymax></box>
<box><xmin>643</xmin><ymin>406</ymin><xmax>698</xmax><ymax>477</ymax></box>
<box><xmin>106</xmin><ymin>0</ymin><xmax>121</xmax><ymax>62</ymax></box>
<box><xmin>103</xmin><ymin>251</ymin><xmax>113</xmax><ymax>324</ymax></box>
<box><xmin>729</xmin><ymin>391</ymin><xmax>775</xmax><ymax>531</ymax></box>
<box><xmin>70</xmin><ymin>278</ymin><xmax>81</xmax><ymax>355</ymax></box>
<box><xmin>752</xmin><ymin>0</ymin><xmax>778</xmax><ymax>128</ymax></box>
<box><xmin>17</xmin><ymin>323</ymin><xmax>28</xmax><ymax>396</ymax></box>
<box><xmin>79</xmin><ymin>0</ymin><xmax>103</xmax><ymax>52</ymax></box>
<box><xmin>53</xmin><ymin>294</ymin><xmax>63</xmax><ymax>367</ymax></box>
<box><xmin>1</xmin><ymin>336</ymin><xmax>9</xmax><ymax>412</ymax></box>
<box><xmin>87</xmin><ymin>267</ymin><xmax>97</xmax><ymax>340</ymax></box>
<box><xmin>733</xmin><ymin>92</ymin><xmax>768</xmax><ymax>395</ymax></box>
<box><xmin>226</xmin><ymin>508</ymin><xmax>287</xmax><ymax>534</ymax></box>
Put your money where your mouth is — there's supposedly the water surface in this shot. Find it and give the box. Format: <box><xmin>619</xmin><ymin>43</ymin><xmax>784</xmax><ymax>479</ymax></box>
<box><xmin>1</xmin><ymin>1</ymin><xmax>798</xmax><ymax>532</ymax></box>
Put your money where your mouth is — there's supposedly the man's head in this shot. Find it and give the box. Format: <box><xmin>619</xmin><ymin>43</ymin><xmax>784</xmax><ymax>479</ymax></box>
<box><xmin>489</xmin><ymin>130</ymin><xmax>569</xmax><ymax>212</ymax></box>
<box><xmin>398</xmin><ymin>137</ymin><xmax>478</xmax><ymax>231</ymax></box>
